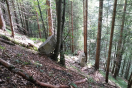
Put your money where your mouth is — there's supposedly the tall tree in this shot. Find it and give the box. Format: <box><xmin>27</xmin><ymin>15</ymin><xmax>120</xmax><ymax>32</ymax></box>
<box><xmin>5</xmin><ymin>0</ymin><xmax>14</xmax><ymax>37</ymax></box>
<box><xmin>127</xmin><ymin>72</ymin><xmax>132</xmax><ymax>88</ymax></box>
<box><xmin>113</xmin><ymin>0</ymin><xmax>127</xmax><ymax>78</ymax></box>
<box><xmin>46</xmin><ymin>0</ymin><xmax>53</xmax><ymax>36</ymax></box>
<box><xmin>105</xmin><ymin>0</ymin><xmax>117</xmax><ymax>83</ymax></box>
<box><xmin>95</xmin><ymin>0</ymin><xmax>103</xmax><ymax>70</ymax></box>
<box><xmin>51</xmin><ymin>0</ymin><xmax>62</xmax><ymax>61</ymax></box>
<box><xmin>83</xmin><ymin>0</ymin><xmax>88</xmax><ymax>62</ymax></box>
<box><xmin>11</xmin><ymin>0</ymin><xmax>19</xmax><ymax>30</ymax></box>
<box><xmin>36</xmin><ymin>12</ymin><xmax>41</xmax><ymax>38</ymax></box>
<box><xmin>60</xmin><ymin>0</ymin><xmax>66</xmax><ymax>66</ymax></box>
<box><xmin>37</xmin><ymin>0</ymin><xmax>47</xmax><ymax>39</ymax></box>
<box><xmin>71</xmin><ymin>1</ymin><xmax>74</xmax><ymax>53</ymax></box>
<box><xmin>0</xmin><ymin>7</ymin><xmax>6</xmax><ymax>31</ymax></box>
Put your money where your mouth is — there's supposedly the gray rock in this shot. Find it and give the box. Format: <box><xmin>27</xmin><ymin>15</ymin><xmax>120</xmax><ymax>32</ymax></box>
<box><xmin>79</xmin><ymin>52</ymin><xmax>86</xmax><ymax>67</ymax></box>
<box><xmin>38</xmin><ymin>35</ymin><xmax>56</xmax><ymax>55</ymax></box>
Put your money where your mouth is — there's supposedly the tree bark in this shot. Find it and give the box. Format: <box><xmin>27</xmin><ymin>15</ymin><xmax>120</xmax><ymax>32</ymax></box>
<box><xmin>46</xmin><ymin>0</ymin><xmax>53</xmax><ymax>36</ymax></box>
<box><xmin>0</xmin><ymin>8</ymin><xmax>6</xmax><ymax>31</ymax></box>
<box><xmin>60</xmin><ymin>0</ymin><xmax>66</xmax><ymax>66</ymax></box>
<box><xmin>124</xmin><ymin>59</ymin><xmax>131</xmax><ymax>80</ymax></box>
<box><xmin>5</xmin><ymin>0</ymin><xmax>14</xmax><ymax>37</ymax></box>
<box><xmin>83</xmin><ymin>0</ymin><xmax>88</xmax><ymax>62</ymax></box>
<box><xmin>11</xmin><ymin>0</ymin><xmax>20</xmax><ymax>30</ymax></box>
<box><xmin>127</xmin><ymin>72</ymin><xmax>132</xmax><ymax>88</ymax></box>
<box><xmin>105</xmin><ymin>0</ymin><xmax>117</xmax><ymax>83</ymax></box>
<box><xmin>113</xmin><ymin>0</ymin><xmax>127</xmax><ymax>79</ymax></box>
<box><xmin>95</xmin><ymin>0</ymin><xmax>103</xmax><ymax>70</ymax></box>
<box><xmin>37</xmin><ymin>0</ymin><xmax>47</xmax><ymax>39</ymax></box>
<box><xmin>51</xmin><ymin>0</ymin><xmax>62</xmax><ymax>61</ymax></box>
<box><xmin>121</xmin><ymin>59</ymin><xmax>126</xmax><ymax>77</ymax></box>
<box><xmin>36</xmin><ymin>12</ymin><xmax>41</xmax><ymax>38</ymax></box>
<box><xmin>71</xmin><ymin>1</ymin><xmax>74</xmax><ymax>53</ymax></box>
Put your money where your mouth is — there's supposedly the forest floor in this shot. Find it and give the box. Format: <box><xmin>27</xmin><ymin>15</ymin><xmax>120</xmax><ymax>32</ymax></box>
<box><xmin>0</xmin><ymin>30</ymin><xmax>119</xmax><ymax>88</ymax></box>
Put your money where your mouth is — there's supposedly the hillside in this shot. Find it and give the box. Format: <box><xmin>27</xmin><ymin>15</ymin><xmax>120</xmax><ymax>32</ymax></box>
<box><xmin>0</xmin><ymin>30</ymin><xmax>123</xmax><ymax>88</ymax></box>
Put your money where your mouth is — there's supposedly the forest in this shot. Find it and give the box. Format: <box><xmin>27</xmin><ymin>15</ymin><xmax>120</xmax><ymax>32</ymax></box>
<box><xmin>0</xmin><ymin>0</ymin><xmax>132</xmax><ymax>88</ymax></box>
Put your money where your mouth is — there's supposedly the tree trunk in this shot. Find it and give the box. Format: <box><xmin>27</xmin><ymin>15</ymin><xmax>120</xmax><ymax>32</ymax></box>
<box><xmin>83</xmin><ymin>0</ymin><xmax>88</xmax><ymax>62</ymax></box>
<box><xmin>46</xmin><ymin>0</ymin><xmax>53</xmax><ymax>36</ymax></box>
<box><xmin>105</xmin><ymin>0</ymin><xmax>117</xmax><ymax>83</ymax></box>
<box><xmin>95</xmin><ymin>0</ymin><xmax>103</xmax><ymax>70</ymax></box>
<box><xmin>121</xmin><ymin>59</ymin><xmax>126</xmax><ymax>77</ymax></box>
<box><xmin>113</xmin><ymin>0</ymin><xmax>127</xmax><ymax>78</ymax></box>
<box><xmin>71</xmin><ymin>1</ymin><xmax>74</xmax><ymax>53</ymax></box>
<box><xmin>60</xmin><ymin>0</ymin><xmax>66</xmax><ymax>66</ymax></box>
<box><xmin>37</xmin><ymin>0</ymin><xmax>47</xmax><ymax>39</ymax></box>
<box><xmin>5</xmin><ymin>0</ymin><xmax>14</xmax><ymax>37</ymax></box>
<box><xmin>127</xmin><ymin>72</ymin><xmax>132</xmax><ymax>88</ymax></box>
<box><xmin>11</xmin><ymin>0</ymin><xmax>19</xmax><ymax>30</ymax></box>
<box><xmin>36</xmin><ymin>12</ymin><xmax>41</xmax><ymax>38</ymax></box>
<box><xmin>51</xmin><ymin>0</ymin><xmax>62</xmax><ymax>61</ymax></box>
<box><xmin>124</xmin><ymin>59</ymin><xmax>131</xmax><ymax>80</ymax></box>
<box><xmin>0</xmin><ymin>8</ymin><xmax>6</xmax><ymax>31</ymax></box>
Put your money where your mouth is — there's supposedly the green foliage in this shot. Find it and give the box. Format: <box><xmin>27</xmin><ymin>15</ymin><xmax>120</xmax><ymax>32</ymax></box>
<box><xmin>30</xmin><ymin>37</ymin><xmax>46</xmax><ymax>42</ymax></box>
<box><xmin>40</xmin><ymin>69</ymin><xmax>44</xmax><ymax>73</ymax></box>
<box><xmin>87</xmin><ymin>76</ymin><xmax>94</xmax><ymax>83</ymax></box>
<box><xmin>100</xmin><ymin>71</ymin><xmax>127</xmax><ymax>88</ymax></box>
<box><xmin>23</xmin><ymin>61</ymin><xmax>31</xmax><ymax>65</ymax></box>
<box><xmin>0</xmin><ymin>46</ymin><xmax>5</xmax><ymax>50</ymax></box>
<box><xmin>15</xmin><ymin>59</ymin><xmax>22</xmax><ymax>64</ymax></box>
<box><xmin>70</xmin><ymin>82</ymin><xmax>78</xmax><ymax>88</ymax></box>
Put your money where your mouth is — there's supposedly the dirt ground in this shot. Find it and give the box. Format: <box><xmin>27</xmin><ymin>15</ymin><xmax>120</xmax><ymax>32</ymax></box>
<box><xmin>0</xmin><ymin>30</ymin><xmax>119</xmax><ymax>88</ymax></box>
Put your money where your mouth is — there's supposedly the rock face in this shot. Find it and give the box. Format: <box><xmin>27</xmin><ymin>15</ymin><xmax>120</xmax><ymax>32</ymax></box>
<box><xmin>0</xmin><ymin>8</ymin><xmax>6</xmax><ymax>31</ymax></box>
<box><xmin>79</xmin><ymin>52</ymin><xmax>86</xmax><ymax>67</ymax></box>
<box><xmin>38</xmin><ymin>35</ymin><xmax>56</xmax><ymax>55</ymax></box>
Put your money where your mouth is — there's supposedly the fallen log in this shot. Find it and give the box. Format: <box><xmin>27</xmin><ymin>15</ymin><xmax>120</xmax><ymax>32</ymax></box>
<box><xmin>0</xmin><ymin>58</ymin><xmax>87</xmax><ymax>88</ymax></box>
<box><xmin>0</xmin><ymin>38</ymin><xmax>15</xmax><ymax>45</ymax></box>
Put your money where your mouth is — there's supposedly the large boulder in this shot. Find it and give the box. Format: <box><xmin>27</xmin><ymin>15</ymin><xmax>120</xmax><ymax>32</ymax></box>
<box><xmin>79</xmin><ymin>52</ymin><xmax>86</xmax><ymax>67</ymax></box>
<box><xmin>38</xmin><ymin>35</ymin><xmax>56</xmax><ymax>55</ymax></box>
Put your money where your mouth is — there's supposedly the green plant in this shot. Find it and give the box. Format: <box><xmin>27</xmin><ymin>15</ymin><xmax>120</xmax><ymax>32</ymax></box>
<box><xmin>100</xmin><ymin>71</ymin><xmax>127</xmax><ymax>88</ymax></box>
<box><xmin>23</xmin><ymin>61</ymin><xmax>31</xmax><ymax>65</ymax></box>
<box><xmin>15</xmin><ymin>59</ymin><xmax>22</xmax><ymax>63</ymax></box>
<box><xmin>88</xmin><ymin>77</ymin><xmax>94</xmax><ymax>83</ymax></box>
<box><xmin>40</xmin><ymin>69</ymin><xmax>44</xmax><ymax>73</ymax></box>
<box><xmin>16</xmin><ymin>53</ymin><xmax>22</xmax><ymax>57</ymax></box>
<box><xmin>0</xmin><ymin>46</ymin><xmax>5</xmax><ymax>50</ymax></box>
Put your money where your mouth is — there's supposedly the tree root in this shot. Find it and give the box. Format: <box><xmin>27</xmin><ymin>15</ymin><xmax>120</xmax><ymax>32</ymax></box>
<box><xmin>0</xmin><ymin>58</ymin><xmax>87</xmax><ymax>88</ymax></box>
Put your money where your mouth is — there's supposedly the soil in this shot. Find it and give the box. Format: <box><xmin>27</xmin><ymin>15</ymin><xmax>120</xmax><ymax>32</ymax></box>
<box><xmin>0</xmin><ymin>30</ymin><xmax>119</xmax><ymax>88</ymax></box>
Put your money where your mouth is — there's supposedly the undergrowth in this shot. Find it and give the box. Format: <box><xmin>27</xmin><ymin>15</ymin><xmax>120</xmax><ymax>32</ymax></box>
<box><xmin>100</xmin><ymin>71</ymin><xmax>127</xmax><ymax>88</ymax></box>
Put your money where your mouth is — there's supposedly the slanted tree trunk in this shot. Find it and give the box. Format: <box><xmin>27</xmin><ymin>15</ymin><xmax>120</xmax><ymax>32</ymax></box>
<box><xmin>5</xmin><ymin>0</ymin><xmax>14</xmax><ymax>37</ymax></box>
<box><xmin>95</xmin><ymin>0</ymin><xmax>103</xmax><ymax>70</ymax></box>
<box><xmin>105</xmin><ymin>0</ymin><xmax>117</xmax><ymax>83</ymax></box>
<box><xmin>46</xmin><ymin>0</ymin><xmax>53</xmax><ymax>36</ymax></box>
<box><xmin>113</xmin><ymin>0</ymin><xmax>127</xmax><ymax>78</ymax></box>
<box><xmin>37</xmin><ymin>0</ymin><xmax>47</xmax><ymax>39</ymax></box>
<box><xmin>83</xmin><ymin>0</ymin><xmax>88</xmax><ymax>62</ymax></box>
